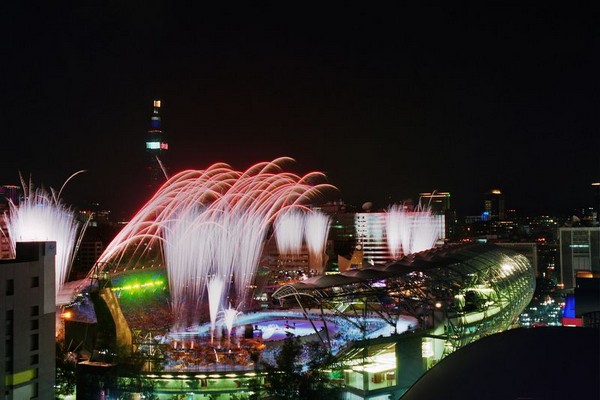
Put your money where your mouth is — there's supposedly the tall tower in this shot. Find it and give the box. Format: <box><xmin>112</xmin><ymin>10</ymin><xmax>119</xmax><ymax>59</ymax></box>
<box><xmin>145</xmin><ymin>99</ymin><xmax>169</xmax><ymax>191</ymax></box>
<box><xmin>483</xmin><ymin>189</ymin><xmax>505</xmax><ymax>221</ymax></box>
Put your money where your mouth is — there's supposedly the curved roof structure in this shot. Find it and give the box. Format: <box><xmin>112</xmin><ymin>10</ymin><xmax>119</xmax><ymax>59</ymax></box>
<box><xmin>279</xmin><ymin>243</ymin><xmax>528</xmax><ymax>290</ymax></box>
<box><xmin>274</xmin><ymin>243</ymin><xmax>535</xmax><ymax>352</ymax></box>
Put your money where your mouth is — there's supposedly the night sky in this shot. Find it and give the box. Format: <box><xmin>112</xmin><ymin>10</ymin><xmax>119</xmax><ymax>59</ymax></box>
<box><xmin>2</xmin><ymin>3</ymin><xmax>599</xmax><ymax>219</ymax></box>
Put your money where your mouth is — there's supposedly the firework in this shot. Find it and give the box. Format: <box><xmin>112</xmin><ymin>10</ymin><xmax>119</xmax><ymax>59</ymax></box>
<box><xmin>386</xmin><ymin>203</ymin><xmax>439</xmax><ymax>257</ymax></box>
<box><xmin>92</xmin><ymin>157</ymin><xmax>336</xmax><ymax>329</ymax></box>
<box><xmin>5</xmin><ymin>173</ymin><xmax>89</xmax><ymax>300</ymax></box>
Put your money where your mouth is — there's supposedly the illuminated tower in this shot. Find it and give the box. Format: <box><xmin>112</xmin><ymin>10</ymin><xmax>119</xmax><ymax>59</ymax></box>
<box><xmin>145</xmin><ymin>100</ymin><xmax>169</xmax><ymax>191</ymax></box>
<box><xmin>484</xmin><ymin>189</ymin><xmax>505</xmax><ymax>221</ymax></box>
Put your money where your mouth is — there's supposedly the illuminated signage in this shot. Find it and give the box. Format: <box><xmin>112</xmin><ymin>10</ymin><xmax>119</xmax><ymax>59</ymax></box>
<box><xmin>146</xmin><ymin>142</ymin><xmax>160</xmax><ymax>150</ymax></box>
<box><xmin>146</xmin><ymin>142</ymin><xmax>169</xmax><ymax>150</ymax></box>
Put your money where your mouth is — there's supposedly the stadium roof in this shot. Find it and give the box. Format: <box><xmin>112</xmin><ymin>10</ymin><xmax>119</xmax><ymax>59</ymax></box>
<box><xmin>279</xmin><ymin>243</ymin><xmax>527</xmax><ymax>291</ymax></box>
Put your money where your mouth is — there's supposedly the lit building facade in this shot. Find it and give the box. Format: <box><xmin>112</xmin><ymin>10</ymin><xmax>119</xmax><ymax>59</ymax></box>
<box><xmin>418</xmin><ymin>192</ymin><xmax>451</xmax><ymax>214</ymax></box>
<box><xmin>355</xmin><ymin>212</ymin><xmax>445</xmax><ymax>266</ymax></box>
<box><xmin>419</xmin><ymin>191</ymin><xmax>456</xmax><ymax>238</ymax></box>
<box><xmin>355</xmin><ymin>212</ymin><xmax>389</xmax><ymax>266</ymax></box>
<box><xmin>559</xmin><ymin>227</ymin><xmax>600</xmax><ymax>289</ymax></box>
<box><xmin>483</xmin><ymin>189</ymin><xmax>505</xmax><ymax>221</ymax></box>
<box><xmin>0</xmin><ymin>242</ymin><xmax>56</xmax><ymax>399</ymax></box>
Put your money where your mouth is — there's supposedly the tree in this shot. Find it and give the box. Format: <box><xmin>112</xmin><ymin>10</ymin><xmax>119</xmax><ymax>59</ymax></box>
<box><xmin>263</xmin><ymin>336</ymin><xmax>303</xmax><ymax>399</ymax></box>
<box><xmin>55</xmin><ymin>342</ymin><xmax>77</xmax><ymax>399</ymax></box>
<box><xmin>298</xmin><ymin>341</ymin><xmax>343</xmax><ymax>400</ymax></box>
<box><xmin>262</xmin><ymin>337</ymin><xmax>342</xmax><ymax>400</ymax></box>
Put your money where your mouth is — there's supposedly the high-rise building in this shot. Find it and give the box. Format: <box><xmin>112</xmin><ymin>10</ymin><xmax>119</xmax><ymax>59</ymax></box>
<box><xmin>145</xmin><ymin>99</ymin><xmax>169</xmax><ymax>191</ymax></box>
<box><xmin>354</xmin><ymin>211</ymin><xmax>445</xmax><ymax>266</ymax></box>
<box><xmin>0</xmin><ymin>242</ymin><xmax>56</xmax><ymax>399</ymax></box>
<box><xmin>419</xmin><ymin>192</ymin><xmax>451</xmax><ymax>214</ymax></box>
<box><xmin>355</xmin><ymin>211</ymin><xmax>389</xmax><ymax>266</ymax></box>
<box><xmin>0</xmin><ymin>185</ymin><xmax>23</xmax><ymax>259</ymax></box>
<box><xmin>0</xmin><ymin>185</ymin><xmax>22</xmax><ymax>206</ymax></box>
<box><xmin>419</xmin><ymin>191</ymin><xmax>456</xmax><ymax>238</ymax></box>
<box><xmin>483</xmin><ymin>189</ymin><xmax>505</xmax><ymax>221</ymax></box>
<box><xmin>559</xmin><ymin>227</ymin><xmax>600</xmax><ymax>289</ymax></box>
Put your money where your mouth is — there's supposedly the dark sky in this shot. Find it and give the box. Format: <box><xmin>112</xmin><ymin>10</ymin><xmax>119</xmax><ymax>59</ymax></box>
<box><xmin>2</xmin><ymin>3</ymin><xmax>599</xmax><ymax>219</ymax></box>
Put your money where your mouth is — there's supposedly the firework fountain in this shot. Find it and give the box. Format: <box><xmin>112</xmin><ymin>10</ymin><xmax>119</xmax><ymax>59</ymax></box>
<box><xmin>5</xmin><ymin>173</ymin><xmax>89</xmax><ymax>300</ymax></box>
<box><xmin>411</xmin><ymin>208</ymin><xmax>441</xmax><ymax>253</ymax></box>
<box><xmin>91</xmin><ymin>157</ymin><xmax>336</xmax><ymax>332</ymax></box>
<box><xmin>386</xmin><ymin>204</ymin><xmax>408</xmax><ymax>259</ymax></box>
<box><xmin>274</xmin><ymin>208</ymin><xmax>306</xmax><ymax>255</ymax></box>
<box><xmin>303</xmin><ymin>211</ymin><xmax>331</xmax><ymax>272</ymax></box>
<box><xmin>218</xmin><ymin>304</ymin><xmax>243</xmax><ymax>346</ymax></box>
<box><xmin>207</xmin><ymin>276</ymin><xmax>225</xmax><ymax>343</ymax></box>
<box><xmin>385</xmin><ymin>203</ymin><xmax>440</xmax><ymax>258</ymax></box>
<box><xmin>275</xmin><ymin>209</ymin><xmax>331</xmax><ymax>264</ymax></box>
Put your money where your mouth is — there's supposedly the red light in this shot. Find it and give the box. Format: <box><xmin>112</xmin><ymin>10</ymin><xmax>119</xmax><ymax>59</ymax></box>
<box><xmin>562</xmin><ymin>317</ymin><xmax>583</xmax><ymax>327</ymax></box>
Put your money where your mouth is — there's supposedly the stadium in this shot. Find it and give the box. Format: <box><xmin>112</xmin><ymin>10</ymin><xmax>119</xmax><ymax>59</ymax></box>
<box><xmin>7</xmin><ymin>160</ymin><xmax>536</xmax><ymax>399</ymax></box>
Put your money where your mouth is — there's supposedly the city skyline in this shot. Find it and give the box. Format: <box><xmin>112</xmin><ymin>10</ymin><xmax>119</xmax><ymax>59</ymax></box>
<box><xmin>2</xmin><ymin>3</ymin><xmax>598</xmax><ymax>218</ymax></box>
